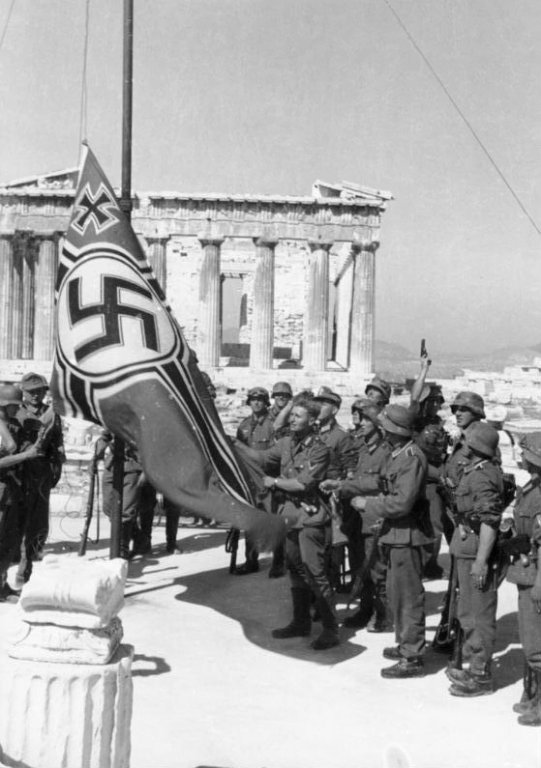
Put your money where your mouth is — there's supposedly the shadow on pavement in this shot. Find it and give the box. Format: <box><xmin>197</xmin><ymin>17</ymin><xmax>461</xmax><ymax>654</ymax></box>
<box><xmin>174</xmin><ymin>561</ymin><xmax>366</xmax><ymax>665</ymax></box>
<box><xmin>132</xmin><ymin>653</ymin><xmax>172</xmax><ymax>677</ymax></box>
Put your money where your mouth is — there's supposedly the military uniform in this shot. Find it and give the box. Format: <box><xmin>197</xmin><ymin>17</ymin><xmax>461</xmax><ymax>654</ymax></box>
<box><xmin>236</xmin><ymin>412</ymin><xmax>275</xmax><ymax>451</ymax></box>
<box><xmin>16</xmin><ymin>400</ymin><xmax>64</xmax><ymax>582</ymax></box>
<box><xmin>318</xmin><ymin>420</ymin><xmax>358</xmax><ymax>480</ymax></box>
<box><xmin>365</xmin><ymin>439</ymin><xmax>431</xmax><ymax>663</ymax></box>
<box><xmin>258</xmin><ymin>431</ymin><xmax>337</xmax><ymax>647</ymax></box>
<box><xmin>339</xmin><ymin>433</ymin><xmax>392</xmax><ymax>630</ymax></box>
<box><xmin>0</xmin><ymin>417</ymin><xmax>25</xmax><ymax>597</ymax></box>
<box><xmin>268</xmin><ymin>403</ymin><xmax>290</xmax><ymax>441</ymax></box>
<box><xmin>506</xmin><ymin>461</ymin><xmax>541</xmax><ymax>725</ymax></box>
<box><xmin>448</xmin><ymin>455</ymin><xmax>503</xmax><ymax>690</ymax></box>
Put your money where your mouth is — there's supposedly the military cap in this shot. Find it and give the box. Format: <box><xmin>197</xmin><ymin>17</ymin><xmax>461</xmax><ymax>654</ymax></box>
<box><xmin>351</xmin><ymin>397</ymin><xmax>382</xmax><ymax>424</ymax></box>
<box><xmin>313</xmin><ymin>386</ymin><xmax>342</xmax><ymax>408</ymax></box>
<box><xmin>246</xmin><ymin>386</ymin><xmax>270</xmax><ymax>405</ymax></box>
<box><xmin>272</xmin><ymin>381</ymin><xmax>293</xmax><ymax>397</ymax></box>
<box><xmin>20</xmin><ymin>372</ymin><xmax>49</xmax><ymax>391</ymax></box>
<box><xmin>365</xmin><ymin>376</ymin><xmax>391</xmax><ymax>404</ymax></box>
<box><xmin>0</xmin><ymin>383</ymin><xmax>23</xmax><ymax>406</ymax></box>
<box><xmin>379</xmin><ymin>404</ymin><xmax>414</xmax><ymax>438</ymax></box>
<box><xmin>450</xmin><ymin>391</ymin><xmax>485</xmax><ymax>418</ymax></box>
<box><xmin>465</xmin><ymin>421</ymin><xmax>499</xmax><ymax>459</ymax></box>
<box><xmin>519</xmin><ymin>432</ymin><xmax>541</xmax><ymax>469</ymax></box>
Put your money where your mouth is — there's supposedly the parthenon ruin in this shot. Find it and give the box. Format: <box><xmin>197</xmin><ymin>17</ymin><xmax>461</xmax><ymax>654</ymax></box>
<box><xmin>0</xmin><ymin>172</ymin><xmax>392</xmax><ymax>389</ymax></box>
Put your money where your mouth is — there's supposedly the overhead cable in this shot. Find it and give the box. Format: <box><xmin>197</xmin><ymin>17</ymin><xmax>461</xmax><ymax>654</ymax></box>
<box><xmin>383</xmin><ymin>0</ymin><xmax>541</xmax><ymax>237</ymax></box>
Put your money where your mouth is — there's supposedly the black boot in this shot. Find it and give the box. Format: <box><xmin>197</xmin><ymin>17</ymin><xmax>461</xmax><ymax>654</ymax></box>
<box><xmin>234</xmin><ymin>541</ymin><xmax>259</xmax><ymax>575</ymax></box>
<box><xmin>343</xmin><ymin>583</ymin><xmax>374</xmax><ymax>629</ymax></box>
<box><xmin>518</xmin><ymin>670</ymin><xmax>541</xmax><ymax>726</ymax></box>
<box><xmin>513</xmin><ymin>663</ymin><xmax>538</xmax><ymax>714</ymax></box>
<box><xmin>449</xmin><ymin>668</ymin><xmax>494</xmax><ymax>697</ymax></box>
<box><xmin>311</xmin><ymin>595</ymin><xmax>340</xmax><ymax>650</ymax></box>
<box><xmin>268</xmin><ymin>543</ymin><xmax>286</xmax><ymax>578</ymax></box>
<box><xmin>120</xmin><ymin>521</ymin><xmax>133</xmax><ymax>560</ymax></box>
<box><xmin>381</xmin><ymin>657</ymin><xmax>425</xmax><ymax>678</ymax></box>
<box><xmin>272</xmin><ymin>588</ymin><xmax>311</xmax><ymax>638</ymax></box>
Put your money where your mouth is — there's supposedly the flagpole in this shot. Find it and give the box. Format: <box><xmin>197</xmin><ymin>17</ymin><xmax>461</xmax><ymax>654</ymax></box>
<box><xmin>110</xmin><ymin>0</ymin><xmax>134</xmax><ymax>560</ymax></box>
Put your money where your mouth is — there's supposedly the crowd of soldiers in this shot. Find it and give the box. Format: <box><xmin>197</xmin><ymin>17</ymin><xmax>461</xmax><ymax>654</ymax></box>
<box><xmin>0</xmin><ymin>362</ymin><xmax>540</xmax><ymax>726</ymax></box>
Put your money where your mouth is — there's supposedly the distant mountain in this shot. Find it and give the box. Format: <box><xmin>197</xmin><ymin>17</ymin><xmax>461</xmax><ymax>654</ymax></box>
<box><xmin>374</xmin><ymin>341</ymin><xmax>541</xmax><ymax>382</ymax></box>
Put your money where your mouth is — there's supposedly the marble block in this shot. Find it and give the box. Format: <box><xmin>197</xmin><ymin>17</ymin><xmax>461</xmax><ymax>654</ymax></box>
<box><xmin>19</xmin><ymin>557</ymin><xmax>128</xmax><ymax>629</ymax></box>
<box><xmin>7</xmin><ymin>617</ymin><xmax>124</xmax><ymax>665</ymax></box>
<box><xmin>0</xmin><ymin>645</ymin><xmax>133</xmax><ymax>768</ymax></box>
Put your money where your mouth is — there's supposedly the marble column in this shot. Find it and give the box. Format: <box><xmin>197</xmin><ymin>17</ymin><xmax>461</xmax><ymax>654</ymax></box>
<box><xmin>350</xmin><ymin>241</ymin><xmax>378</xmax><ymax>375</ymax></box>
<box><xmin>334</xmin><ymin>254</ymin><xmax>354</xmax><ymax>369</ymax></box>
<box><xmin>146</xmin><ymin>237</ymin><xmax>168</xmax><ymax>294</ymax></box>
<box><xmin>250</xmin><ymin>238</ymin><xmax>277</xmax><ymax>369</ymax></box>
<box><xmin>10</xmin><ymin>235</ymin><xmax>25</xmax><ymax>359</ymax></box>
<box><xmin>0</xmin><ymin>235</ymin><xmax>14</xmax><ymax>358</ymax></box>
<box><xmin>21</xmin><ymin>239</ymin><xmax>36</xmax><ymax>359</ymax></box>
<box><xmin>197</xmin><ymin>237</ymin><xmax>224</xmax><ymax>368</ymax></box>
<box><xmin>303</xmin><ymin>240</ymin><xmax>332</xmax><ymax>371</ymax></box>
<box><xmin>34</xmin><ymin>234</ymin><xmax>59</xmax><ymax>360</ymax></box>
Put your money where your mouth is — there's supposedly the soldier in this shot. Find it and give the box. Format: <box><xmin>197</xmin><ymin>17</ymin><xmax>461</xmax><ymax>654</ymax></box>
<box><xmin>0</xmin><ymin>385</ymin><xmax>40</xmax><ymax>601</ymax></box>
<box><xmin>268</xmin><ymin>381</ymin><xmax>293</xmax><ymax>440</ymax></box>
<box><xmin>321</xmin><ymin>397</ymin><xmax>391</xmax><ymax>630</ymax></box>
<box><xmin>248</xmin><ymin>394</ymin><xmax>338</xmax><ymax>650</ymax></box>
<box><xmin>15</xmin><ymin>372</ymin><xmax>65</xmax><ymax>584</ymax></box>
<box><xmin>312</xmin><ymin>388</ymin><xmax>357</xmax><ymax>479</ymax></box>
<box><xmin>234</xmin><ymin>386</ymin><xmax>275</xmax><ymax>575</ymax></box>
<box><xmin>503</xmin><ymin>433</ymin><xmax>541</xmax><ymax>725</ymax></box>
<box><xmin>444</xmin><ymin>391</ymin><xmax>486</xmax><ymax>486</ymax></box>
<box><xmin>446</xmin><ymin>421</ymin><xmax>504</xmax><ymax>698</ymax></box>
<box><xmin>364</xmin><ymin>376</ymin><xmax>392</xmax><ymax>408</ymax></box>
<box><xmin>352</xmin><ymin>405</ymin><xmax>432</xmax><ymax>678</ymax></box>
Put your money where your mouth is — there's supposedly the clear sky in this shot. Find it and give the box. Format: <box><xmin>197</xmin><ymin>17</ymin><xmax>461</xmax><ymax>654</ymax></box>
<box><xmin>1</xmin><ymin>0</ymin><xmax>540</xmax><ymax>355</ymax></box>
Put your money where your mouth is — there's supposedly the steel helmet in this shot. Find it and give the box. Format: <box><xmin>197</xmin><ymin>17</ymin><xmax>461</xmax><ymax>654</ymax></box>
<box><xmin>246</xmin><ymin>386</ymin><xmax>270</xmax><ymax>406</ymax></box>
<box><xmin>379</xmin><ymin>404</ymin><xmax>414</xmax><ymax>437</ymax></box>
<box><xmin>465</xmin><ymin>421</ymin><xmax>499</xmax><ymax>458</ymax></box>
<box><xmin>272</xmin><ymin>381</ymin><xmax>293</xmax><ymax>398</ymax></box>
<box><xmin>351</xmin><ymin>397</ymin><xmax>382</xmax><ymax>425</ymax></box>
<box><xmin>450</xmin><ymin>391</ymin><xmax>485</xmax><ymax>418</ymax></box>
<box><xmin>20</xmin><ymin>372</ymin><xmax>49</xmax><ymax>391</ymax></box>
<box><xmin>365</xmin><ymin>376</ymin><xmax>391</xmax><ymax>404</ymax></box>
<box><xmin>0</xmin><ymin>383</ymin><xmax>23</xmax><ymax>407</ymax></box>
<box><xmin>520</xmin><ymin>432</ymin><xmax>541</xmax><ymax>469</ymax></box>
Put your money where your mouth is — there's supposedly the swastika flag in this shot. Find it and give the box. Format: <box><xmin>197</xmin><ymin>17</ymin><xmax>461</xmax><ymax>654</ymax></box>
<box><xmin>51</xmin><ymin>144</ymin><xmax>284</xmax><ymax>548</ymax></box>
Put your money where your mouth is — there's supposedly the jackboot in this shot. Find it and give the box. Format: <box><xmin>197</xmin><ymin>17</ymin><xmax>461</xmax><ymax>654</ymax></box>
<box><xmin>272</xmin><ymin>588</ymin><xmax>311</xmax><ymax>638</ymax></box>
<box><xmin>311</xmin><ymin>595</ymin><xmax>340</xmax><ymax>650</ymax></box>
<box><xmin>343</xmin><ymin>583</ymin><xmax>374</xmax><ymax>629</ymax></box>
<box><xmin>513</xmin><ymin>663</ymin><xmax>538</xmax><ymax>714</ymax></box>
<box><xmin>268</xmin><ymin>543</ymin><xmax>286</xmax><ymax>579</ymax></box>
<box><xmin>518</xmin><ymin>671</ymin><xmax>541</xmax><ymax>726</ymax></box>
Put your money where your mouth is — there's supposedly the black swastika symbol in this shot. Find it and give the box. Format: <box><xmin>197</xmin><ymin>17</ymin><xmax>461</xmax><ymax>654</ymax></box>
<box><xmin>68</xmin><ymin>275</ymin><xmax>159</xmax><ymax>363</ymax></box>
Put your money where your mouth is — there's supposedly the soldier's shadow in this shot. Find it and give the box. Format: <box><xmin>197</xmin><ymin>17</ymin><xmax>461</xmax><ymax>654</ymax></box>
<box><xmin>174</xmin><ymin>558</ymin><xmax>366</xmax><ymax>665</ymax></box>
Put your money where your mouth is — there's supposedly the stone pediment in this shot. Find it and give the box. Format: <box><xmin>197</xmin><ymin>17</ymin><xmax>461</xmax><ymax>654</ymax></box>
<box><xmin>3</xmin><ymin>168</ymin><xmax>78</xmax><ymax>191</ymax></box>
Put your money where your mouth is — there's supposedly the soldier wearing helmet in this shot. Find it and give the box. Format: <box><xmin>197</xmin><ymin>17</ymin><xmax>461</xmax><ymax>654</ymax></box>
<box><xmin>321</xmin><ymin>396</ymin><xmax>392</xmax><ymax>631</ymax></box>
<box><xmin>0</xmin><ymin>384</ymin><xmax>41</xmax><ymax>601</ymax></box>
<box><xmin>352</xmin><ymin>405</ymin><xmax>432</xmax><ymax>678</ymax></box>
<box><xmin>268</xmin><ymin>381</ymin><xmax>293</xmax><ymax>441</ymax></box>
<box><xmin>446</xmin><ymin>421</ymin><xmax>504</xmax><ymax>699</ymax></box>
<box><xmin>234</xmin><ymin>386</ymin><xmax>275</xmax><ymax>575</ymax></box>
<box><xmin>15</xmin><ymin>372</ymin><xmax>65</xmax><ymax>585</ymax></box>
<box><xmin>365</xmin><ymin>376</ymin><xmax>392</xmax><ymax>408</ymax></box>
<box><xmin>444</xmin><ymin>391</ymin><xmax>486</xmax><ymax>487</ymax></box>
<box><xmin>505</xmin><ymin>432</ymin><xmax>541</xmax><ymax>726</ymax></box>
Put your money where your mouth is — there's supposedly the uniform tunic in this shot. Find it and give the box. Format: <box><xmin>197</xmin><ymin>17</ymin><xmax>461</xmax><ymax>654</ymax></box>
<box><xmin>506</xmin><ymin>479</ymin><xmax>541</xmax><ymax>672</ymax></box>
<box><xmin>365</xmin><ymin>441</ymin><xmax>431</xmax><ymax>659</ymax></box>
<box><xmin>0</xmin><ymin>419</ymin><xmax>25</xmax><ymax>578</ymax></box>
<box><xmin>449</xmin><ymin>457</ymin><xmax>503</xmax><ymax>674</ymax></box>
<box><xmin>318</xmin><ymin>420</ymin><xmax>358</xmax><ymax>480</ymax></box>
<box><xmin>236</xmin><ymin>412</ymin><xmax>275</xmax><ymax>451</ymax></box>
<box><xmin>268</xmin><ymin>404</ymin><xmax>290</xmax><ymax>441</ymax></box>
<box><xmin>258</xmin><ymin>432</ymin><xmax>332</xmax><ymax>599</ymax></box>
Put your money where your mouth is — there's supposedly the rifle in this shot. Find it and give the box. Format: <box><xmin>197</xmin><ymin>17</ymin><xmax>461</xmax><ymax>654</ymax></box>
<box><xmin>432</xmin><ymin>554</ymin><xmax>462</xmax><ymax>666</ymax></box>
<box><xmin>225</xmin><ymin>528</ymin><xmax>240</xmax><ymax>574</ymax></box>
<box><xmin>78</xmin><ymin>445</ymin><xmax>100</xmax><ymax>557</ymax></box>
<box><xmin>346</xmin><ymin>517</ymin><xmax>383</xmax><ymax>611</ymax></box>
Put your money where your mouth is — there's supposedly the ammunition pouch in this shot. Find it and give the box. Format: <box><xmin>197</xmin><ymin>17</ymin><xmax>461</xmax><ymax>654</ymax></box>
<box><xmin>498</xmin><ymin>533</ymin><xmax>532</xmax><ymax>558</ymax></box>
